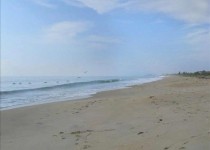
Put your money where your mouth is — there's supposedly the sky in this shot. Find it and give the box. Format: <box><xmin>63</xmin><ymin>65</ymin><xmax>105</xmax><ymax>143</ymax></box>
<box><xmin>1</xmin><ymin>0</ymin><xmax>210</xmax><ymax>76</ymax></box>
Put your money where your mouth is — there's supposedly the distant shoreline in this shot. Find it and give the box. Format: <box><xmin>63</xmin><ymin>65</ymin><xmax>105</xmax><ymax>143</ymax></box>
<box><xmin>1</xmin><ymin>76</ymin><xmax>164</xmax><ymax>111</ymax></box>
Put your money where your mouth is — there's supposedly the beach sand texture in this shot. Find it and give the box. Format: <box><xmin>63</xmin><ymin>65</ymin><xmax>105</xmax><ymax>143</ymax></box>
<box><xmin>1</xmin><ymin>76</ymin><xmax>210</xmax><ymax>150</ymax></box>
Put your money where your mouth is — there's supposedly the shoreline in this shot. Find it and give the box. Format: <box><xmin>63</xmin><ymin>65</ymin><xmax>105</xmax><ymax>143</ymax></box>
<box><xmin>1</xmin><ymin>76</ymin><xmax>165</xmax><ymax>111</ymax></box>
<box><xmin>1</xmin><ymin>76</ymin><xmax>210</xmax><ymax>150</ymax></box>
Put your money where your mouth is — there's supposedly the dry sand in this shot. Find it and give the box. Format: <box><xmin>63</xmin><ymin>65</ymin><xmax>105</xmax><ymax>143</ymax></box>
<box><xmin>1</xmin><ymin>76</ymin><xmax>210</xmax><ymax>150</ymax></box>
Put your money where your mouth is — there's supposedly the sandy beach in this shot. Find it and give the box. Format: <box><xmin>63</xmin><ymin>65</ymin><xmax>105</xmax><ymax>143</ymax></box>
<box><xmin>1</xmin><ymin>76</ymin><xmax>210</xmax><ymax>150</ymax></box>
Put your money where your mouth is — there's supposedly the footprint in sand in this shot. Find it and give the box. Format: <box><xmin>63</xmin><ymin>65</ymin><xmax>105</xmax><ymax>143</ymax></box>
<box><xmin>137</xmin><ymin>132</ymin><xmax>144</xmax><ymax>135</ymax></box>
<box><xmin>83</xmin><ymin>145</ymin><xmax>91</xmax><ymax>149</ymax></box>
<box><xmin>72</xmin><ymin>101</ymin><xmax>98</xmax><ymax>114</ymax></box>
<box><xmin>36</xmin><ymin>122</ymin><xmax>43</xmax><ymax>125</ymax></box>
<box><xmin>149</xmin><ymin>96</ymin><xmax>155</xmax><ymax>99</ymax></box>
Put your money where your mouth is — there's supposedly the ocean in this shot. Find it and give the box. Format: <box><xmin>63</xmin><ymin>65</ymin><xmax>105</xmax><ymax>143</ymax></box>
<box><xmin>0</xmin><ymin>75</ymin><xmax>164</xmax><ymax>110</ymax></box>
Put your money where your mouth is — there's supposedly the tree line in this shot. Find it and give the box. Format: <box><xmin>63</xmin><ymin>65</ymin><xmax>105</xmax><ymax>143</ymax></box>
<box><xmin>177</xmin><ymin>70</ymin><xmax>210</xmax><ymax>77</ymax></box>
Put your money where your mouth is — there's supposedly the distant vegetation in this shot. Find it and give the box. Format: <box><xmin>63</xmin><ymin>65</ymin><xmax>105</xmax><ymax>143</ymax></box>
<box><xmin>177</xmin><ymin>70</ymin><xmax>210</xmax><ymax>79</ymax></box>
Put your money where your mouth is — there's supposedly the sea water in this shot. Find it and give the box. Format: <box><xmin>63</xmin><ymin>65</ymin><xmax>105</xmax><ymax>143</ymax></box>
<box><xmin>0</xmin><ymin>75</ymin><xmax>164</xmax><ymax>110</ymax></box>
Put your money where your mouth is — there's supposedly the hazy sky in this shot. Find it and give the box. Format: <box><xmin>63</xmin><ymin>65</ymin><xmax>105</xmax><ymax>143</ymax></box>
<box><xmin>1</xmin><ymin>0</ymin><xmax>210</xmax><ymax>76</ymax></box>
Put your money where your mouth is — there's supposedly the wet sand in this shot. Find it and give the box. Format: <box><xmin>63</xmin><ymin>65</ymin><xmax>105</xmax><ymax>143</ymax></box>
<box><xmin>1</xmin><ymin>76</ymin><xmax>210</xmax><ymax>150</ymax></box>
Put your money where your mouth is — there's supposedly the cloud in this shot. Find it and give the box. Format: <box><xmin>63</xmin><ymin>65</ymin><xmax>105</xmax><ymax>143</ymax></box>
<box><xmin>65</xmin><ymin>0</ymin><xmax>210</xmax><ymax>24</ymax></box>
<box><xmin>185</xmin><ymin>28</ymin><xmax>210</xmax><ymax>44</ymax></box>
<box><xmin>128</xmin><ymin>0</ymin><xmax>210</xmax><ymax>24</ymax></box>
<box><xmin>62</xmin><ymin>0</ymin><xmax>85</xmax><ymax>8</ymax></box>
<box><xmin>32</xmin><ymin>0</ymin><xmax>209</xmax><ymax>24</ymax></box>
<box><xmin>184</xmin><ymin>27</ymin><xmax>210</xmax><ymax>63</ymax></box>
<box><xmin>31</xmin><ymin>0</ymin><xmax>56</xmax><ymax>8</ymax></box>
<box><xmin>87</xmin><ymin>35</ymin><xmax>122</xmax><ymax>44</ymax></box>
<box><xmin>44</xmin><ymin>21</ymin><xmax>92</xmax><ymax>43</ymax></box>
<box><xmin>42</xmin><ymin>21</ymin><xmax>121</xmax><ymax>50</ymax></box>
<box><xmin>63</xmin><ymin>0</ymin><xmax>121</xmax><ymax>13</ymax></box>
<box><xmin>86</xmin><ymin>35</ymin><xmax>122</xmax><ymax>50</ymax></box>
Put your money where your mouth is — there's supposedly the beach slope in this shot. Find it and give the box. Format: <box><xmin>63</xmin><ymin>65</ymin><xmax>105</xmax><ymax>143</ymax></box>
<box><xmin>1</xmin><ymin>76</ymin><xmax>210</xmax><ymax>150</ymax></box>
